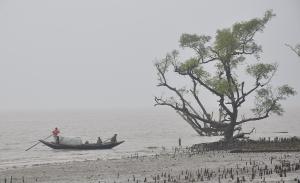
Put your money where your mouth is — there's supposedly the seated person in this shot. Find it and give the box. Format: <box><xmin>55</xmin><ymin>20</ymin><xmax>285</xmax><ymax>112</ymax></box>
<box><xmin>97</xmin><ymin>137</ymin><xmax>102</xmax><ymax>144</ymax></box>
<box><xmin>111</xmin><ymin>134</ymin><xmax>117</xmax><ymax>143</ymax></box>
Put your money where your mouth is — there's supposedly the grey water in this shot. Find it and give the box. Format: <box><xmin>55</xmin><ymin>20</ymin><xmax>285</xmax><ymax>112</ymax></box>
<box><xmin>0</xmin><ymin>107</ymin><xmax>299</xmax><ymax>170</ymax></box>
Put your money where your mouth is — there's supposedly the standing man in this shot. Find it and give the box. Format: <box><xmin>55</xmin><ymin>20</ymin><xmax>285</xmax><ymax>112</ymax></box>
<box><xmin>52</xmin><ymin>127</ymin><xmax>60</xmax><ymax>144</ymax></box>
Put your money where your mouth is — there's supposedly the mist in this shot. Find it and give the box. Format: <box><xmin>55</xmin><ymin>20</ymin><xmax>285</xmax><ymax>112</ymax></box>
<box><xmin>0</xmin><ymin>0</ymin><xmax>299</xmax><ymax>111</ymax></box>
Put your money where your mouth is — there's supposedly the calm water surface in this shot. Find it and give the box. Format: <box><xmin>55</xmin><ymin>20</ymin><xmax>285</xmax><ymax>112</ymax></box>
<box><xmin>0</xmin><ymin>108</ymin><xmax>299</xmax><ymax>169</ymax></box>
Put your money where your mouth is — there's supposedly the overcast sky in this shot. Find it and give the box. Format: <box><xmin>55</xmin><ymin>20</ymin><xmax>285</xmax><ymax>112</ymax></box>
<box><xmin>0</xmin><ymin>0</ymin><xmax>299</xmax><ymax>111</ymax></box>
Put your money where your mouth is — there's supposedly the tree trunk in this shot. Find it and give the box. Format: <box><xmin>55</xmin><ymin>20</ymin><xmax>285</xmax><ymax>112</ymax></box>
<box><xmin>224</xmin><ymin>124</ymin><xmax>235</xmax><ymax>142</ymax></box>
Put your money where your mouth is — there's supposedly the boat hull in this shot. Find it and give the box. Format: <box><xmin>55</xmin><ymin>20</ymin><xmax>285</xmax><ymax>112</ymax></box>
<box><xmin>39</xmin><ymin>140</ymin><xmax>124</xmax><ymax>150</ymax></box>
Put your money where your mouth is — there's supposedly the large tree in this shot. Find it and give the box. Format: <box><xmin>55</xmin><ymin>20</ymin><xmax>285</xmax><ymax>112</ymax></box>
<box><xmin>154</xmin><ymin>10</ymin><xmax>296</xmax><ymax>142</ymax></box>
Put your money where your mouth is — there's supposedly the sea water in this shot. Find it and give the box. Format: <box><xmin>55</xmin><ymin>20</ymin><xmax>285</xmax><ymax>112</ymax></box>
<box><xmin>0</xmin><ymin>107</ymin><xmax>299</xmax><ymax>170</ymax></box>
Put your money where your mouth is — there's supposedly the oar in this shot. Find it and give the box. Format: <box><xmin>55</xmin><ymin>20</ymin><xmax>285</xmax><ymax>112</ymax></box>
<box><xmin>25</xmin><ymin>134</ymin><xmax>53</xmax><ymax>151</ymax></box>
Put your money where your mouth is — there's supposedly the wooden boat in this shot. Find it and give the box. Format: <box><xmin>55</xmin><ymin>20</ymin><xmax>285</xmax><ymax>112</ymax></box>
<box><xmin>39</xmin><ymin>140</ymin><xmax>124</xmax><ymax>150</ymax></box>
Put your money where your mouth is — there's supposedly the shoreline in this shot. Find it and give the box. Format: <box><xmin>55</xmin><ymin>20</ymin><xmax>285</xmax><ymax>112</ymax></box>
<box><xmin>1</xmin><ymin>149</ymin><xmax>300</xmax><ymax>183</ymax></box>
<box><xmin>0</xmin><ymin>148</ymin><xmax>166</xmax><ymax>172</ymax></box>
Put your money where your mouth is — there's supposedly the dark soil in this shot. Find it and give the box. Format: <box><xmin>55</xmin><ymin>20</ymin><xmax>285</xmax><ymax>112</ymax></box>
<box><xmin>191</xmin><ymin>136</ymin><xmax>300</xmax><ymax>153</ymax></box>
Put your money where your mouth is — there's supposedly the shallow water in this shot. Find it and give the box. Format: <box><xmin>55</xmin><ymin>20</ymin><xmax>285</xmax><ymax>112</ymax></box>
<box><xmin>0</xmin><ymin>107</ymin><xmax>299</xmax><ymax>169</ymax></box>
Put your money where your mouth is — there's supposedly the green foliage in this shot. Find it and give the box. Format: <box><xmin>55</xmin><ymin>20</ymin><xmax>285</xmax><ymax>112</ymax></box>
<box><xmin>231</xmin><ymin>56</ymin><xmax>246</xmax><ymax>68</ymax></box>
<box><xmin>214</xmin><ymin>29</ymin><xmax>239</xmax><ymax>59</ymax></box>
<box><xmin>252</xmin><ymin>85</ymin><xmax>296</xmax><ymax>116</ymax></box>
<box><xmin>178</xmin><ymin>58</ymin><xmax>199</xmax><ymax>72</ymax></box>
<box><xmin>193</xmin><ymin>67</ymin><xmax>210</xmax><ymax>79</ymax></box>
<box><xmin>178</xmin><ymin>58</ymin><xmax>210</xmax><ymax>79</ymax></box>
<box><xmin>179</xmin><ymin>34</ymin><xmax>212</xmax><ymax>61</ymax></box>
<box><xmin>232</xmin><ymin>10</ymin><xmax>275</xmax><ymax>39</ymax></box>
<box><xmin>180</xmin><ymin>34</ymin><xmax>211</xmax><ymax>49</ymax></box>
<box><xmin>213</xmin><ymin>10</ymin><xmax>274</xmax><ymax>61</ymax></box>
<box><xmin>246</xmin><ymin>63</ymin><xmax>277</xmax><ymax>80</ymax></box>
<box><xmin>215</xmin><ymin>55</ymin><xmax>245</xmax><ymax>72</ymax></box>
<box><xmin>207</xmin><ymin>77</ymin><xmax>231</xmax><ymax>95</ymax></box>
<box><xmin>232</xmin><ymin>10</ymin><xmax>275</xmax><ymax>59</ymax></box>
<box><xmin>155</xmin><ymin>10</ymin><xmax>296</xmax><ymax>140</ymax></box>
<box><xmin>252</xmin><ymin>87</ymin><xmax>282</xmax><ymax>115</ymax></box>
<box><xmin>277</xmin><ymin>84</ymin><xmax>297</xmax><ymax>99</ymax></box>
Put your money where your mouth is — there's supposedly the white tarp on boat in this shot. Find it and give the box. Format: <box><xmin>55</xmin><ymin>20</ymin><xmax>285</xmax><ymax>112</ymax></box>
<box><xmin>58</xmin><ymin>136</ymin><xmax>83</xmax><ymax>145</ymax></box>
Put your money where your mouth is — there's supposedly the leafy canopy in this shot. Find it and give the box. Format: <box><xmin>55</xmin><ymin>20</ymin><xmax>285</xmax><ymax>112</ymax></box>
<box><xmin>155</xmin><ymin>10</ymin><xmax>296</xmax><ymax>140</ymax></box>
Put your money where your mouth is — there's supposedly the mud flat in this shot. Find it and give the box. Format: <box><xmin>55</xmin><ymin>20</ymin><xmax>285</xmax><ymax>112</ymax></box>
<box><xmin>1</xmin><ymin>149</ymin><xmax>300</xmax><ymax>183</ymax></box>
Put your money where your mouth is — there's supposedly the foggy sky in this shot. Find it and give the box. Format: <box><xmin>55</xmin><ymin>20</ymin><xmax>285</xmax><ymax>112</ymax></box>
<box><xmin>0</xmin><ymin>0</ymin><xmax>299</xmax><ymax>111</ymax></box>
